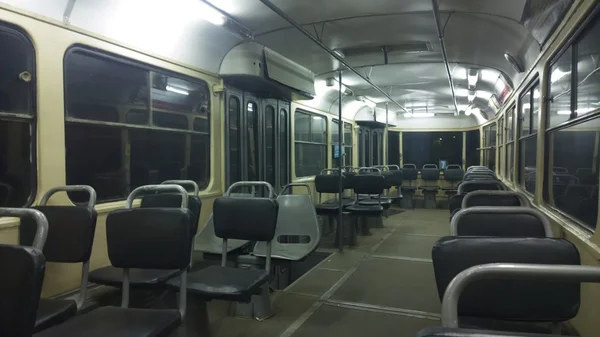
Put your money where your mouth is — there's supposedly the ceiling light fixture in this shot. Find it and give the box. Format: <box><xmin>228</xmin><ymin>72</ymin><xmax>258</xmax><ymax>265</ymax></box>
<box><xmin>467</xmin><ymin>69</ymin><xmax>479</xmax><ymax>89</ymax></box>
<box><xmin>557</xmin><ymin>110</ymin><xmax>571</xmax><ymax>115</ymax></box>
<box><xmin>166</xmin><ymin>85</ymin><xmax>189</xmax><ymax>95</ymax></box>
<box><xmin>467</xmin><ymin>90</ymin><xmax>476</xmax><ymax>103</ymax></box>
<box><xmin>196</xmin><ymin>0</ymin><xmax>226</xmax><ymax>26</ymax></box>
<box><xmin>551</xmin><ymin>68</ymin><xmax>571</xmax><ymax>83</ymax></box>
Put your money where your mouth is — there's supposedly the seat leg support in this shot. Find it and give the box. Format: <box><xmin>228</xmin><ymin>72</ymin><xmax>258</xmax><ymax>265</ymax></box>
<box><xmin>235</xmin><ymin>283</ymin><xmax>274</xmax><ymax>321</ymax></box>
<box><xmin>401</xmin><ymin>192</ymin><xmax>414</xmax><ymax>209</ymax></box>
<box><xmin>180</xmin><ymin>296</ymin><xmax>211</xmax><ymax>337</ymax></box>
<box><xmin>423</xmin><ymin>191</ymin><xmax>437</xmax><ymax>209</ymax></box>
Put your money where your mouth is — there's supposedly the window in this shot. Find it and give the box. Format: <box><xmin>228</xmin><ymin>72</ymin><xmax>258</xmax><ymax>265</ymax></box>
<box><xmin>547</xmin><ymin>12</ymin><xmax>600</xmax><ymax>128</ymax></box>
<box><xmin>545</xmin><ymin>119</ymin><xmax>599</xmax><ymax>230</ymax></box>
<box><xmin>543</xmin><ymin>11</ymin><xmax>600</xmax><ymax>230</ymax></box>
<box><xmin>402</xmin><ymin>132</ymin><xmax>463</xmax><ymax>169</ymax></box>
<box><xmin>332</xmin><ymin>120</ymin><xmax>353</xmax><ymax>167</ymax></box>
<box><xmin>481</xmin><ymin>123</ymin><xmax>497</xmax><ymax>170</ymax></box>
<box><xmin>498</xmin><ymin>117</ymin><xmax>504</xmax><ymax>177</ymax></box>
<box><xmin>294</xmin><ymin>110</ymin><xmax>326</xmax><ymax>177</ymax></box>
<box><xmin>64</xmin><ymin>48</ymin><xmax>211</xmax><ymax>202</ymax></box>
<box><xmin>0</xmin><ymin>23</ymin><xmax>35</xmax><ymax>207</ymax></box>
<box><xmin>265</xmin><ymin>105</ymin><xmax>276</xmax><ymax>187</ymax></box>
<box><xmin>466</xmin><ymin>130</ymin><xmax>480</xmax><ymax>168</ymax></box>
<box><xmin>228</xmin><ymin>96</ymin><xmax>241</xmax><ymax>184</ymax></box>
<box><xmin>280</xmin><ymin>108</ymin><xmax>289</xmax><ymax>187</ymax></box>
<box><xmin>505</xmin><ymin>107</ymin><xmax>516</xmax><ymax>182</ymax></box>
<box><xmin>519</xmin><ymin>81</ymin><xmax>539</xmax><ymax>194</ymax></box>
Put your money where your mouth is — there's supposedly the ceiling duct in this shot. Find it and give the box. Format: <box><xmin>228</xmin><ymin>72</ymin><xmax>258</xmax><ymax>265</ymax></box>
<box><xmin>220</xmin><ymin>42</ymin><xmax>315</xmax><ymax>100</ymax></box>
<box><xmin>340</xmin><ymin>42</ymin><xmax>433</xmax><ymax>58</ymax></box>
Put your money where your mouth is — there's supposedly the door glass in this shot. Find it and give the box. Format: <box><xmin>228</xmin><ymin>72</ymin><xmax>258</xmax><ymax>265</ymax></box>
<box><xmin>372</xmin><ymin>131</ymin><xmax>379</xmax><ymax>165</ymax></box>
<box><xmin>247</xmin><ymin>101</ymin><xmax>259</xmax><ymax>181</ymax></box>
<box><xmin>265</xmin><ymin>105</ymin><xmax>276</xmax><ymax>187</ymax></box>
<box><xmin>358</xmin><ymin>129</ymin><xmax>364</xmax><ymax>166</ymax></box>
<box><xmin>228</xmin><ymin>96</ymin><xmax>241</xmax><ymax>184</ymax></box>
<box><xmin>365</xmin><ymin>129</ymin><xmax>371</xmax><ymax>167</ymax></box>
<box><xmin>280</xmin><ymin>108</ymin><xmax>289</xmax><ymax>188</ymax></box>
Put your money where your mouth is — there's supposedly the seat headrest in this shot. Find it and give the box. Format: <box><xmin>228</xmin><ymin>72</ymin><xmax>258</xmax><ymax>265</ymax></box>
<box><xmin>402</xmin><ymin>167</ymin><xmax>418</xmax><ymax>180</ymax></box>
<box><xmin>421</xmin><ymin>168</ymin><xmax>440</xmax><ymax>181</ymax></box>
<box><xmin>451</xmin><ymin>206</ymin><xmax>550</xmax><ymax>237</ymax></box>
<box><xmin>444</xmin><ymin>169</ymin><xmax>464</xmax><ymax>182</ymax></box>
<box><xmin>462</xmin><ymin>191</ymin><xmax>528</xmax><ymax>208</ymax></box>
<box><xmin>214</xmin><ymin>197</ymin><xmax>278</xmax><ymax>242</ymax></box>
<box><xmin>0</xmin><ymin>244</ymin><xmax>45</xmax><ymax>337</ymax></box>
<box><xmin>20</xmin><ymin>206</ymin><xmax>97</xmax><ymax>263</ymax></box>
<box><xmin>432</xmin><ymin>237</ymin><xmax>580</xmax><ymax>322</ymax></box>
<box><xmin>353</xmin><ymin>174</ymin><xmax>385</xmax><ymax>195</ymax></box>
<box><xmin>315</xmin><ymin>174</ymin><xmax>344</xmax><ymax>194</ymax></box>
<box><xmin>457</xmin><ymin>180</ymin><xmax>503</xmax><ymax>194</ymax></box>
<box><xmin>107</xmin><ymin>208</ymin><xmax>192</xmax><ymax>270</ymax></box>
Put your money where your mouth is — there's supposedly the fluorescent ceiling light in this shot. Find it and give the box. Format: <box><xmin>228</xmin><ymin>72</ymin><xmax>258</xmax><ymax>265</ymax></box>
<box><xmin>467</xmin><ymin>70</ymin><xmax>479</xmax><ymax>88</ymax></box>
<box><xmin>533</xmin><ymin>89</ymin><xmax>540</xmax><ymax>99</ymax></box>
<box><xmin>551</xmin><ymin>68</ymin><xmax>570</xmax><ymax>83</ymax></box>
<box><xmin>467</xmin><ymin>90</ymin><xmax>476</xmax><ymax>103</ymax></box>
<box><xmin>577</xmin><ymin>107</ymin><xmax>596</xmax><ymax>115</ymax></box>
<box><xmin>197</xmin><ymin>0</ymin><xmax>226</xmax><ymax>26</ymax></box>
<box><xmin>404</xmin><ymin>112</ymin><xmax>434</xmax><ymax>118</ymax></box>
<box><xmin>312</xmin><ymin>116</ymin><xmax>321</xmax><ymax>120</ymax></box>
<box><xmin>476</xmin><ymin>90</ymin><xmax>493</xmax><ymax>101</ymax></box>
<box><xmin>166</xmin><ymin>85</ymin><xmax>189</xmax><ymax>95</ymax></box>
<box><xmin>470</xmin><ymin>107</ymin><xmax>481</xmax><ymax>116</ymax></box>
<box><xmin>557</xmin><ymin>110</ymin><xmax>571</xmax><ymax>115</ymax></box>
<box><xmin>457</xmin><ymin>104</ymin><xmax>469</xmax><ymax>111</ymax></box>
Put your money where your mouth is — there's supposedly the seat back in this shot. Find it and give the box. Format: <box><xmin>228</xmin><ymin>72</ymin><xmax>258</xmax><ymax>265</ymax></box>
<box><xmin>432</xmin><ymin>237</ymin><xmax>580</xmax><ymax>322</ymax></box>
<box><xmin>0</xmin><ymin>244</ymin><xmax>46</xmax><ymax>337</ymax></box>
<box><xmin>254</xmin><ymin>183</ymin><xmax>319</xmax><ymax>261</ymax></box>
<box><xmin>462</xmin><ymin>191</ymin><xmax>530</xmax><ymax>209</ymax></box>
<box><xmin>20</xmin><ymin>185</ymin><xmax>97</xmax><ymax>263</ymax></box>
<box><xmin>403</xmin><ymin>164</ymin><xmax>419</xmax><ymax>181</ymax></box>
<box><xmin>451</xmin><ymin>206</ymin><xmax>551</xmax><ymax>237</ymax></box>
<box><xmin>457</xmin><ymin>180</ymin><xmax>504</xmax><ymax>194</ymax></box>
<box><xmin>353</xmin><ymin>173</ymin><xmax>385</xmax><ymax>196</ymax></box>
<box><xmin>448</xmin><ymin>194</ymin><xmax>465</xmax><ymax>215</ymax></box>
<box><xmin>387</xmin><ymin>165</ymin><xmax>403</xmax><ymax>187</ymax></box>
<box><xmin>315</xmin><ymin>173</ymin><xmax>343</xmax><ymax>194</ymax></box>
<box><xmin>0</xmin><ymin>208</ymin><xmax>48</xmax><ymax>337</ymax></box>
<box><xmin>464</xmin><ymin>172</ymin><xmax>496</xmax><ymax>181</ymax></box>
<box><xmin>141</xmin><ymin>194</ymin><xmax>201</xmax><ymax>237</ymax></box>
<box><xmin>444</xmin><ymin>167</ymin><xmax>464</xmax><ymax>183</ymax></box>
<box><xmin>422</xmin><ymin>167</ymin><xmax>440</xmax><ymax>181</ymax></box>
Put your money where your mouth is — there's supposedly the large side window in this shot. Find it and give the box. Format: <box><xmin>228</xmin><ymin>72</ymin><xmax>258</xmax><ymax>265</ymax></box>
<box><xmin>294</xmin><ymin>110</ymin><xmax>326</xmax><ymax>177</ymax></box>
<box><xmin>465</xmin><ymin>130</ymin><xmax>480</xmax><ymax>168</ymax></box>
<box><xmin>518</xmin><ymin>80</ymin><xmax>540</xmax><ymax>195</ymax></box>
<box><xmin>481</xmin><ymin>124</ymin><xmax>497</xmax><ymax>170</ymax></box>
<box><xmin>544</xmin><ymin>11</ymin><xmax>600</xmax><ymax>231</ymax></box>
<box><xmin>0</xmin><ymin>23</ymin><xmax>35</xmax><ymax>207</ymax></box>
<box><xmin>64</xmin><ymin>48</ymin><xmax>211</xmax><ymax>202</ymax></box>
<box><xmin>402</xmin><ymin>132</ymin><xmax>463</xmax><ymax>168</ymax></box>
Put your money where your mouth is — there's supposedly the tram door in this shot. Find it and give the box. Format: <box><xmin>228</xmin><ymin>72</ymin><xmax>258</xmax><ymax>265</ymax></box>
<box><xmin>358</xmin><ymin>125</ymin><xmax>384</xmax><ymax>167</ymax></box>
<box><xmin>225</xmin><ymin>88</ymin><xmax>290</xmax><ymax>192</ymax></box>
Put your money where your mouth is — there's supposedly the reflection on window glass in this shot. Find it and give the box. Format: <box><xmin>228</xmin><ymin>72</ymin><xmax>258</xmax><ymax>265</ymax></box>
<box><xmin>64</xmin><ymin>49</ymin><xmax>211</xmax><ymax>201</ymax></box>
<box><xmin>0</xmin><ymin>24</ymin><xmax>35</xmax><ymax>207</ymax></box>
<box><xmin>466</xmin><ymin>130</ymin><xmax>480</xmax><ymax>168</ymax></box>
<box><xmin>247</xmin><ymin>101</ymin><xmax>259</xmax><ymax>181</ymax></box>
<box><xmin>265</xmin><ymin>105</ymin><xmax>276</xmax><ymax>187</ymax></box>
<box><xmin>0</xmin><ymin>120</ymin><xmax>33</xmax><ymax>207</ymax></box>
<box><xmin>576</xmin><ymin>17</ymin><xmax>600</xmax><ymax>117</ymax></box>
<box><xmin>151</xmin><ymin>73</ymin><xmax>210</xmax><ymax>115</ymax></box>
<box><xmin>507</xmin><ymin>108</ymin><xmax>515</xmax><ymax>141</ymax></box>
<box><xmin>506</xmin><ymin>142</ymin><xmax>514</xmax><ymax>181</ymax></box>
<box><xmin>373</xmin><ymin>131</ymin><xmax>380</xmax><ymax>165</ymax></box>
<box><xmin>66</xmin><ymin>51</ymin><xmax>148</xmax><ymax>122</ymax></box>
<box><xmin>519</xmin><ymin>136</ymin><xmax>537</xmax><ymax>194</ymax></box>
<box><xmin>228</xmin><ymin>96</ymin><xmax>241</xmax><ymax>184</ymax></box>
<box><xmin>358</xmin><ymin>129</ymin><xmax>364</xmax><ymax>166</ymax></box>
<box><xmin>532</xmin><ymin>84</ymin><xmax>540</xmax><ymax>133</ymax></box>
<box><xmin>294</xmin><ymin>110</ymin><xmax>327</xmax><ymax>177</ymax></box>
<box><xmin>344</xmin><ymin>123</ymin><xmax>353</xmax><ymax>166</ymax></box>
<box><xmin>280</xmin><ymin>109</ymin><xmax>289</xmax><ymax>187</ymax></box>
<box><xmin>520</xmin><ymin>90</ymin><xmax>532</xmax><ymax>137</ymax></box>
<box><xmin>403</xmin><ymin>132</ymin><xmax>463</xmax><ymax>168</ymax></box>
<box><xmin>548</xmin><ymin>47</ymin><xmax>573</xmax><ymax>128</ymax></box>
<box><xmin>546</xmin><ymin>118</ymin><xmax>599</xmax><ymax>230</ymax></box>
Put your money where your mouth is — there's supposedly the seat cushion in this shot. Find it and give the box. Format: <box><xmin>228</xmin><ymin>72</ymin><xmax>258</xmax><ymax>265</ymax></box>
<box><xmin>89</xmin><ymin>266</ymin><xmax>181</xmax><ymax>288</ymax></box>
<box><xmin>346</xmin><ymin>204</ymin><xmax>384</xmax><ymax>215</ymax></box>
<box><xmin>419</xmin><ymin>186</ymin><xmax>440</xmax><ymax>191</ymax></box>
<box><xmin>401</xmin><ymin>186</ymin><xmax>417</xmax><ymax>191</ymax></box>
<box><xmin>169</xmin><ymin>265</ymin><xmax>270</xmax><ymax>301</ymax></box>
<box><xmin>315</xmin><ymin>203</ymin><xmax>340</xmax><ymax>215</ymax></box>
<box><xmin>35</xmin><ymin>299</ymin><xmax>77</xmax><ymax>332</ymax></box>
<box><xmin>34</xmin><ymin>306</ymin><xmax>181</xmax><ymax>337</ymax></box>
<box><xmin>416</xmin><ymin>327</ymin><xmax>566</xmax><ymax>337</ymax></box>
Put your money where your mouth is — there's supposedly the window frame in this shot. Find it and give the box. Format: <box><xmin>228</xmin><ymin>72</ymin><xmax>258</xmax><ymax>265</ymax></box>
<box><xmin>518</xmin><ymin>78</ymin><xmax>540</xmax><ymax>194</ymax></box>
<box><xmin>294</xmin><ymin>109</ymin><xmax>327</xmax><ymax>177</ymax></box>
<box><xmin>63</xmin><ymin>45</ymin><xmax>211</xmax><ymax>202</ymax></box>
<box><xmin>504</xmin><ymin>105</ymin><xmax>516</xmax><ymax>183</ymax></box>
<box><xmin>0</xmin><ymin>21</ymin><xmax>37</xmax><ymax>207</ymax></box>
<box><xmin>332</xmin><ymin>119</ymin><xmax>353</xmax><ymax>167</ymax></box>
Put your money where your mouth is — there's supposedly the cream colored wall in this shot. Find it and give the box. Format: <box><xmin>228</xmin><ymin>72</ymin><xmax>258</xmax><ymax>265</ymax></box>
<box><xmin>0</xmin><ymin>7</ymin><xmax>224</xmax><ymax>296</ymax></box>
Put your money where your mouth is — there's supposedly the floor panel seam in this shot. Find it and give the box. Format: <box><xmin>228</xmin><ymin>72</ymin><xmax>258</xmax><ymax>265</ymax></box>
<box><xmin>323</xmin><ymin>299</ymin><xmax>441</xmax><ymax>321</ymax></box>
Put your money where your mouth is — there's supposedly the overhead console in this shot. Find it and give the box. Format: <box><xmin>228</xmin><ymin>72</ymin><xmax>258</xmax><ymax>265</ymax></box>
<box><xmin>219</xmin><ymin>42</ymin><xmax>315</xmax><ymax>100</ymax></box>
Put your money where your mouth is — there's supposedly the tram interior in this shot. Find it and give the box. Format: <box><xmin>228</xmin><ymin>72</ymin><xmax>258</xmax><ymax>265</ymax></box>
<box><xmin>1</xmin><ymin>0</ymin><xmax>600</xmax><ymax>337</ymax></box>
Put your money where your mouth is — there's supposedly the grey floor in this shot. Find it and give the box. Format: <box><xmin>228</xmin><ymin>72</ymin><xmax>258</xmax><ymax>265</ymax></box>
<box><xmin>180</xmin><ymin>208</ymin><xmax>451</xmax><ymax>337</ymax></box>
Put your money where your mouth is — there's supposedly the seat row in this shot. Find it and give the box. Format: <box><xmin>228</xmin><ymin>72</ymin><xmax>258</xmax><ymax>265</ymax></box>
<box><xmin>0</xmin><ymin>181</ymin><xmax>299</xmax><ymax>337</ymax></box>
<box><xmin>417</xmin><ymin>168</ymin><xmax>594</xmax><ymax>337</ymax></box>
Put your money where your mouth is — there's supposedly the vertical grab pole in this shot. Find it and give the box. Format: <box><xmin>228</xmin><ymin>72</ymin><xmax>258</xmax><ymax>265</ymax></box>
<box><xmin>338</xmin><ymin>70</ymin><xmax>344</xmax><ymax>253</ymax></box>
<box><xmin>385</xmin><ymin>103</ymin><xmax>389</xmax><ymax>165</ymax></box>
